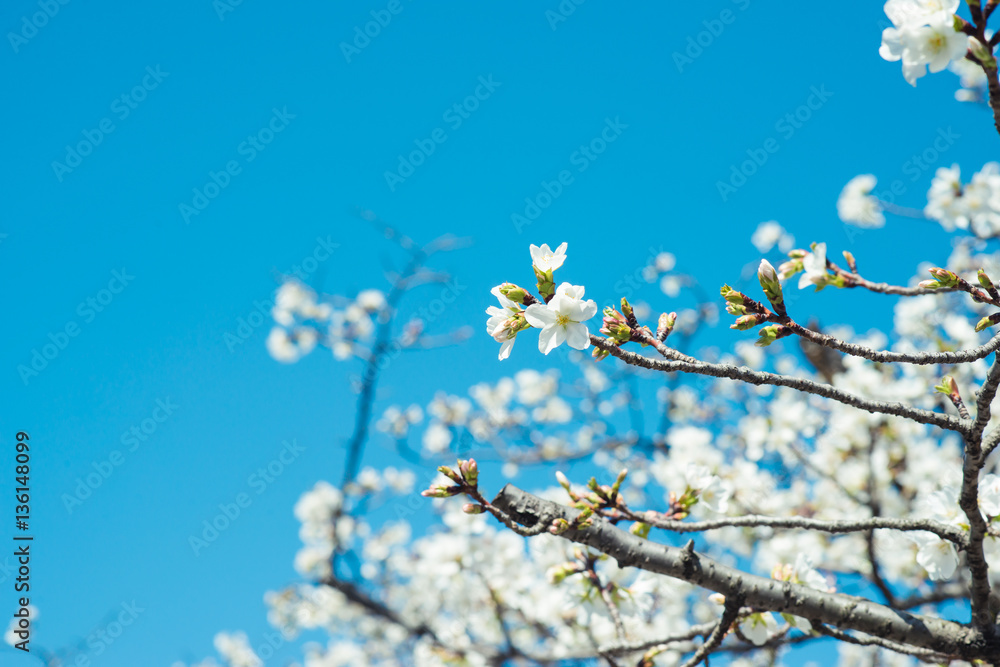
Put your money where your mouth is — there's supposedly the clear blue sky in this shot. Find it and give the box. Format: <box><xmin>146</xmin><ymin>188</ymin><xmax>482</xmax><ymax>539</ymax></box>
<box><xmin>1</xmin><ymin>0</ymin><xmax>995</xmax><ymax>665</ymax></box>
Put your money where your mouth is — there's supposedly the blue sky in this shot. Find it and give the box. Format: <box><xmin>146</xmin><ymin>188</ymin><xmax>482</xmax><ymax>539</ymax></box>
<box><xmin>1</xmin><ymin>0</ymin><xmax>997</xmax><ymax>665</ymax></box>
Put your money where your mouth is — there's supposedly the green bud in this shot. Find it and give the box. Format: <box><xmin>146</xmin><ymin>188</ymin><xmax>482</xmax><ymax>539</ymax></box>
<box><xmin>459</xmin><ymin>458</ymin><xmax>478</xmax><ymax>485</ymax></box>
<box><xmin>549</xmin><ymin>518</ymin><xmax>570</xmax><ymax>535</ymax></box>
<box><xmin>757</xmin><ymin>259</ymin><xmax>784</xmax><ymax>308</ymax></box>
<box><xmin>927</xmin><ymin>267</ymin><xmax>960</xmax><ymax>288</ymax></box>
<box><xmin>498</xmin><ymin>283</ymin><xmax>528</xmax><ymax>304</ymax></box>
<box><xmin>611</xmin><ymin>469</ymin><xmax>628</xmax><ymax>497</ymax></box>
<box><xmin>438</xmin><ymin>466</ymin><xmax>462</xmax><ymax>484</ymax></box>
<box><xmin>778</xmin><ymin>259</ymin><xmax>804</xmax><ymax>280</ymax></box>
<box><xmin>620</xmin><ymin>297</ymin><xmax>633</xmax><ymax>319</ymax></box>
<box><xmin>979</xmin><ymin>269</ymin><xmax>995</xmax><ymax>291</ymax></box>
<box><xmin>976</xmin><ymin>315</ymin><xmax>997</xmax><ymax>333</ymax></box>
<box><xmin>629</xmin><ymin>522</ymin><xmax>651</xmax><ymax>539</ymax></box>
<box><xmin>720</xmin><ymin>284</ymin><xmax>745</xmax><ymax>305</ymax></box>
<box><xmin>547</xmin><ymin>561</ymin><xmax>578</xmax><ymax>583</ymax></box>
<box><xmin>421</xmin><ymin>484</ymin><xmax>462</xmax><ymax>498</ymax></box>
<box><xmin>933</xmin><ymin>376</ymin><xmax>958</xmax><ymax>396</ymax></box>
<box><xmin>731</xmin><ymin>314</ymin><xmax>760</xmax><ymax>331</ymax></box>
<box><xmin>754</xmin><ymin>325</ymin><xmax>782</xmax><ymax>347</ymax></box>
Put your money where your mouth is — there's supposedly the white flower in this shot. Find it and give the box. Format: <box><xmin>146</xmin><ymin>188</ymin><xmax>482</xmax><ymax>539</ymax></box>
<box><xmin>523</xmin><ymin>283</ymin><xmax>598</xmax><ymax>354</ymax></box>
<box><xmin>881</xmin><ymin>1</ymin><xmax>965</xmax><ymax>85</ymax></box>
<box><xmin>266</xmin><ymin>327</ymin><xmax>299</xmax><ymax>363</ymax></box>
<box><xmin>740</xmin><ymin>612</ymin><xmax>779</xmax><ymax>646</ymax></box>
<box><xmin>837</xmin><ymin>175</ymin><xmax>885</xmax><ymax>228</ymax></box>
<box><xmin>910</xmin><ymin>531</ymin><xmax>959</xmax><ymax>580</ymax></box>
<box><xmin>530</xmin><ymin>242</ymin><xmax>568</xmax><ymax>272</ymax></box>
<box><xmin>685</xmin><ymin>464</ymin><xmax>732</xmax><ymax>514</ymax></box>
<box><xmin>486</xmin><ymin>286</ymin><xmax>524</xmax><ymax>360</ymax></box>
<box><xmin>213</xmin><ymin>632</ymin><xmax>262</xmax><ymax>667</ymax></box>
<box><xmin>356</xmin><ymin>289</ymin><xmax>387</xmax><ymax>312</ymax></box>
<box><xmin>797</xmin><ymin>243</ymin><xmax>829</xmax><ymax>290</ymax></box>
<box><xmin>979</xmin><ymin>473</ymin><xmax>1000</xmax><ymax>517</ymax></box>
<box><xmin>926</xmin><ymin>164</ymin><xmax>965</xmax><ymax>230</ymax></box>
<box><xmin>751</xmin><ymin>221</ymin><xmax>793</xmax><ymax>253</ymax></box>
<box><xmin>792</xmin><ymin>553</ymin><xmax>831</xmax><ymax>591</ymax></box>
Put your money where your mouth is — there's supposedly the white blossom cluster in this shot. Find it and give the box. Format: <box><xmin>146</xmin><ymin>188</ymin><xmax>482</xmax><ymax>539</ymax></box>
<box><xmin>165</xmin><ymin>11</ymin><xmax>1000</xmax><ymax>666</ymax></box>
<box><xmin>266</xmin><ymin>281</ymin><xmax>388</xmax><ymax>363</ymax></box>
<box><xmin>925</xmin><ymin>163</ymin><xmax>1000</xmax><ymax>237</ymax></box>
<box><xmin>879</xmin><ymin>0</ymin><xmax>969</xmax><ymax>86</ymax></box>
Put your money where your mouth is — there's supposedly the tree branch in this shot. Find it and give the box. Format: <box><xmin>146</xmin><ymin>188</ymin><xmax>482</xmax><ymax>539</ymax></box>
<box><xmin>491</xmin><ymin>485</ymin><xmax>1000</xmax><ymax>661</ymax></box>
<box><xmin>590</xmin><ymin>336</ymin><xmax>968</xmax><ymax>435</ymax></box>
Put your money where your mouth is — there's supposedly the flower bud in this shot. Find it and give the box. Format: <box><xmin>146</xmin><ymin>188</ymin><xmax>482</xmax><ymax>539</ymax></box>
<box><xmin>731</xmin><ymin>314</ymin><xmax>760</xmax><ymax>331</ymax></box>
<box><xmin>629</xmin><ymin>522</ymin><xmax>651</xmax><ymax>539</ymax></box>
<box><xmin>437</xmin><ymin>465</ymin><xmax>462</xmax><ymax>484</ymax></box>
<box><xmin>976</xmin><ymin>315</ymin><xmax>998</xmax><ymax>333</ymax></box>
<box><xmin>755</xmin><ymin>324</ymin><xmax>787</xmax><ymax>347</ymax></box>
<box><xmin>556</xmin><ymin>470</ymin><xmax>571</xmax><ymax>491</ymax></box>
<box><xmin>656</xmin><ymin>312</ymin><xmax>676</xmax><ymax>341</ymax></box>
<box><xmin>458</xmin><ymin>458</ymin><xmax>478</xmax><ymax>485</ymax></box>
<box><xmin>549</xmin><ymin>518</ymin><xmax>570</xmax><ymax>535</ymax></box>
<box><xmin>421</xmin><ymin>484</ymin><xmax>462</xmax><ymax>498</ymax></box>
<box><xmin>979</xmin><ymin>269</ymin><xmax>995</xmax><ymax>291</ymax></box>
<box><xmin>601</xmin><ymin>307</ymin><xmax>632</xmax><ymax>343</ymax></box>
<box><xmin>925</xmin><ymin>267</ymin><xmax>960</xmax><ymax>288</ymax></box>
<box><xmin>843</xmin><ymin>250</ymin><xmax>857</xmax><ymax>273</ymax></box>
<box><xmin>757</xmin><ymin>259</ymin><xmax>784</xmax><ymax>310</ymax></box>
<box><xmin>620</xmin><ymin>297</ymin><xmax>634</xmax><ymax>319</ymax></box>
<box><xmin>462</xmin><ymin>503</ymin><xmax>485</xmax><ymax>514</ymax></box>
<box><xmin>719</xmin><ymin>284</ymin><xmax>745</xmax><ymax>305</ymax></box>
<box><xmin>934</xmin><ymin>376</ymin><xmax>959</xmax><ymax>396</ymax></box>
<box><xmin>499</xmin><ymin>282</ymin><xmax>528</xmax><ymax>304</ymax></box>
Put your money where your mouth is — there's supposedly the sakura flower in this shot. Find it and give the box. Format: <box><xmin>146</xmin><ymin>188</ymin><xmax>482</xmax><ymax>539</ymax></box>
<box><xmin>797</xmin><ymin>243</ymin><xmax>829</xmax><ymax>290</ymax></box>
<box><xmin>523</xmin><ymin>283</ymin><xmax>598</xmax><ymax>354</ymax></box>
<box><xmin>880</xmin><ymin>2</ymin><xmax>966</xmax><ymax>86</ymax></box>
<box><xmin>685</xmin><ymin>464</ymin><xmax>732</xmax><ymax>514</ymax></box>
<box><xmin>979</xmin><ymin>473</ymin><xmax>1000</xmax><ymax>517</ymax></box>
<box><xmin>486</xmin><ymin>285</ymin><xmax>525</xmax><ymax>360</ymax></box>
<box><xmin>837</xmin><ymin>174</ymin><xmax>885</xmax><ymax>228</ymax></box>
<box><xmin>751</xmin><ymin>221</ymin><xmax>794</xmax><ymax>253</ymax></box>
<box><xmin>530</xmin><ymin>242</ymin><xmax>568</xmax><ymax>273</ymax></box>
<box><xmin>740</xmin><ymin>612</ymin><xmax>779</xmax><ymax>646</ymax></box>
<box><xmin>910</xmin><ymin>531</ymin><xmax>959</xmax><ymax>580</ymax></box>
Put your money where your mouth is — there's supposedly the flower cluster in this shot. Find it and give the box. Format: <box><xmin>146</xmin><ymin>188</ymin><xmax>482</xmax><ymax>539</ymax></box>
<box><xmin>266</xmin><ymin>281</ymin><xmax>388</xmax><ymax>363</ymax></box>
<box><xmin>486</xmin><ymin>243</ymin><xmax>599</xmax><ymax>359</ymax></box>
<box><xmin>925</xmin><ymin>163</ymin><xmax>1000</xmax><ymax>237</ymax></box>
<box><xmin>879</xmin><ymin>0</ymin><xmax>968</xmax><ymax>86</ymax></box>
<box><xmin>836</xmin><ymin>174</ymin><xmax>885</xmax><ymax>228</ymax></box>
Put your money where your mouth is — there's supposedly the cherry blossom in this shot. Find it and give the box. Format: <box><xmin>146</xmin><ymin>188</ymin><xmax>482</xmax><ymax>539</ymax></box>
<box><xmin>529</xmin><ymin>242</ymin><xmax>568</xmax><ymax>273</ymax></box>
<box><xmin>523</xmin><ymin>283</ymin><xmax>598</xmax><ymax>354</ymax></box>
<box><xmin>837</xmin><ymin>174</ymin><xmax>885</xmax><ymax>228</ymax></box>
